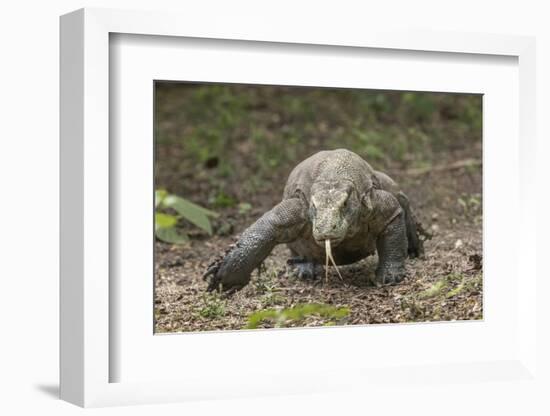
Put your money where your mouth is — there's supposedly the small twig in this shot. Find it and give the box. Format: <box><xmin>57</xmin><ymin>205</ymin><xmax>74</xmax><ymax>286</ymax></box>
<box><xmin>404</xmin><ymin>159</ymin><xmax>481</xmax><ymax>176</ymax></box>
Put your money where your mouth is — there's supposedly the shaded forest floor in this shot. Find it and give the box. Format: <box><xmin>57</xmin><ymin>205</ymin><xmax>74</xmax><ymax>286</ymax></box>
<box><xmin>154</xmin><ymin>84</ymin><xmax>482</xmax><ymax>333</ymax></box>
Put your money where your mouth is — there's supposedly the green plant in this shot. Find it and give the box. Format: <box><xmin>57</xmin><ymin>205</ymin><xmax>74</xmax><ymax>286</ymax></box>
<box><xmin>417</xmin><ymin>278</ymin><xmax>449</xmax><ymax>300</ymax></box>
<box><xmin>253</xmin><ymin>272</ymin><xmax>278</xmax><ymax>294</ymax></box>
<box><xmin>457</xmin><ymin>193</ymin><xmax>482</xmax><ymax>215</ymax></box>
<box><xmin>260</xmin><ymin>292</ymin><xmax>285</xmax><ymax>308</ymax></box>
<box><xmin>253</xmin><ymin>271</ymin><xmax>285</xmax><ymax>307</ymax></box>
<box><xmin>155</xmin><ymin>189</ymin><xmax>218</xmax><ymax>244</ymax></box>
<box><xmin>209</xmin><ymin>189</ymin><xmax>237</xmax><ymax>208</ymax></box>
<box><xmin>197</xmin><ymin>293</ymin><xmax>226</xmax><ymax>319</ymax></box>
<box><xmin>246</xmin><ymin>303</ymin><xmax>350</xmax><ymax>329</ymax></box>
<box><xmin>416</xmin><ymin>272</ymin><xmax>480</xmax><ymax>300</ymax></box>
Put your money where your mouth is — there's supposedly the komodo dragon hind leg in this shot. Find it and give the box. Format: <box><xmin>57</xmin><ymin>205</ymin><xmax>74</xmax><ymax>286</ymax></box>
<box><xmin>396</xmin><ymin>191</ymin><xmax>424</xmax><ymax>258</ymax></box>
<box><xmin>287</xmin><ymin>257</ymin><xmax>323</xmax><ymax>280</ymax></box>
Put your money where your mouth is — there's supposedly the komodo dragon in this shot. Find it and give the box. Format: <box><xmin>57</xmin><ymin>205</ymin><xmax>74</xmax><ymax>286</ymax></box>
<box><xmin>204</xmin><ymin>149</ymin><xmax>423</xmax><ymax>293</ymax></box>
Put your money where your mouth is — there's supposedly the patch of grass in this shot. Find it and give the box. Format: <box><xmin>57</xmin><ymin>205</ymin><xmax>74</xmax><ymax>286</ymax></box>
<box><xmin>460</xmin><ymin>273</ymin><xmax>483</xmax><ymax>295</ymax></box>
<box><xmin>417</xmin><ymin>272</ymin><xmax>481</xmax><ymax>301</ymax></box>
<box><xmin>457</xmin><ymin>193</ymin><xmax>482</xmax><ymax>217</ymax></box>
<box><xmin>418</xmin><ymin>278</ymin><xmax>449</xmax><ymax>300</ymax></box>
<box><xmin>252</xmin><ymin>270</ymin><xmax>277</xmax><ymax>293</ymax></box>
<box><xmin>209</xmin><ymin>189</ymin><xmax>237</xmax><ymax>208</ymax></box>
<box><xmin>402</xmin><ymin>272</ymin><xmax>470</xmax><ymax>320</ymax></box>
<box><xmin>246</xmin><ymin>303</ymin><xmax>350</xmax><ymax>329</ymax></box>
<box><xmin>252</xmin><ymin>271</ymin><xmax>285</xmax><ymax>307</ymax></box>
<box><xmin>253</xmin><ymin>279</ymin><xmax>275</xmax><ymax>294</ymax></box>
<box><xmin>446</xmin><ymin>275</ymin><xmax>467</xmax><ymax>298</ymax></box>
<box><xmin>260</xmin><ymin>292</ymin><xmax>286</xmax><ymax>308</ymax></box>
<box><xmin>197</xmin><ymin>293</ymin><xmax>226</xmax><ymax>319</ymax></box>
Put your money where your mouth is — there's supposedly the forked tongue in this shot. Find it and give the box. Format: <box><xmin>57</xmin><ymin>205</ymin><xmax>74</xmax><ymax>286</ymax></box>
<box><xmin>325</xmin><ymin>239</ymin><xmax>344</xmax><ymax>283</ymax></box>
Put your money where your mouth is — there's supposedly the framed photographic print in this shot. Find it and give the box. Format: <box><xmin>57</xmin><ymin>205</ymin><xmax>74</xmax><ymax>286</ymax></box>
<box><xmin>60</xmin><ymin>7</ymin><xmax>540</xmax><ymax>408</ymax></box>
<box><xmin>153</xmin><ymin>81</ymin><xmax>482</xmax><ymax>333</ymax></box>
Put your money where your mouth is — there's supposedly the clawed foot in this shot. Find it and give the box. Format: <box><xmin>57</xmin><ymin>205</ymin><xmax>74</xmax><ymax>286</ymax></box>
<box><xmin>375</xmin><ymin>262</ymin><xmax>406</xmax><ymax>285</ymax></box>
<box><xmin>202</xmin><ymin>246</ymin><xmax>251</xmax><ymax>293</ymax></box>
<box><xmin>203</xmin><ymin>261</ymin><xmax>223</xmax><ymax>291</ymax></box>
<box><xmin>287</xmin><ymin>257</ymin><xmax>322</xmax><ymax>280</ymax></box>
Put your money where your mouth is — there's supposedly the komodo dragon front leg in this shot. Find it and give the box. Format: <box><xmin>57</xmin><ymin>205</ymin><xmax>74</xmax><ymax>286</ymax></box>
<box><xmin>204</xmin><ymin>198</ymin><xmax>308</xmax><ymax>293</ymax></box>
<box><xmin>366</xmin><ymin>188</ymin><xmax>408</xmax><ymax>285</ymax></box>
<box><xmin>375</xmin><ymin>211</ymin><xmax>408</xmax><ymax>285</ymax></box>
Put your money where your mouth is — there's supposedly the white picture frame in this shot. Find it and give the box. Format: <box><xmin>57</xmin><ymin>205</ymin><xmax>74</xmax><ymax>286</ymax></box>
<box><xmin>60</xmin><ymin>7</ymin><xmax>540</xmax><ymax>408</ymax></box>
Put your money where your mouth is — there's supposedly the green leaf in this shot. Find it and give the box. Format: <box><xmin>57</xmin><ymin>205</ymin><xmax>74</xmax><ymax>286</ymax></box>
<box><xmin>155</xmin><ymin>189</ymin><xmax>168</xmax><ymax>208</ymax></box>
<box><xmin>155</xmin><ymin>212</ymin><xmax>177</xmax><ymax>231</ymax></box>
<box><xmin>155</xmin><ymin>227</ymin><xmax>189</xmax><ymax>245</ymax></box>
<box><xmin>164</xmin><ymin>195</ymin><xmax>218</xmax><ymax>217</ymax></box>
<box><xmin>163</xmin><ymin>195</ymin><xmax>218</xmax><ymax>235</ymax></box>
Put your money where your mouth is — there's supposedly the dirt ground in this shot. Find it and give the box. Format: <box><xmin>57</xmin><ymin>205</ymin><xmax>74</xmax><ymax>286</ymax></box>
<box><xmin>154</xmin><ymin>84</ymin><xmax>482</xmax><ymax>333</ymax></box>
<box><xmin>154</xmin><ymin>162</ymin><xmax>482</xmax><ymax>332</ymax></box>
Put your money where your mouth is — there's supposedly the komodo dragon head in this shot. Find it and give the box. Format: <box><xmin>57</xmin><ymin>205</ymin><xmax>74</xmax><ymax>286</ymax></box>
<box><xmin>309</xmin><ymin>179</ymin><xmax>363</xmax><ymax>249</ymax></box>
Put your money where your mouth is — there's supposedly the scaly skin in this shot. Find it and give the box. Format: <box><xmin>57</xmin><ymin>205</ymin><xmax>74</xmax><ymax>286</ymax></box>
<box><xmin>204</xmin><ymin>149</ymin><xmax>423</xmax><ymax>292</ymax></box>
